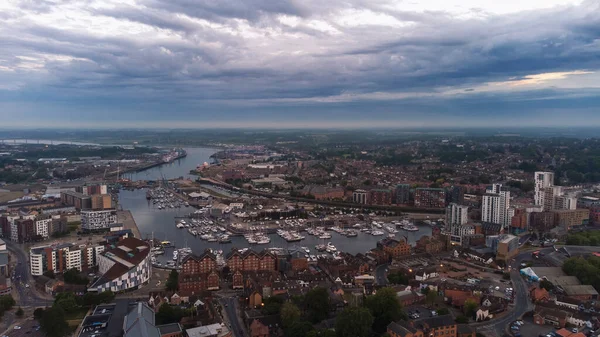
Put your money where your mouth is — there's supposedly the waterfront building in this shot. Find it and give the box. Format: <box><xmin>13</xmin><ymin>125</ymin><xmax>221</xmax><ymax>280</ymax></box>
<box><xmin>378</xmin><ymin>237</ymin><xmax>411</xmax><ymax>259</ymax></box>
<box><xmin>81</xmin><ymin>209</ymin><xmax>118</xmax><ymax>232</ymax></box>
<box><xmin>369</xmin><ymin>189</ymin><xmax>392</xmax><ymax>205</ymax></box>
<box><xmin>89</xmin><ymin>237</ymin><xmax>151</xmax><ymax>292</ymax></box>
<box><xmin>91</xmin><ymin>194</ymin><xmax>113</xmax><ymax>210</ymax></box>
<box><xmin>226</xmin><ymin>249</ymin><xmax>277</xmax><ymax>272</ymax></box>
<box><xmin>352</xmin><ymin>189</ymin><xmax>368</xmax><ymax>204</ymax></box>
<box><xmin>447</xmin><ymin>203</ymin><xmax>468</xmax><ymax>225</ymax></box>
<box><xmin>179</xmin><ymin>251</ymin><xmax>220</xmax><ymax>293</ymax></box>
<box><xmin>414</xmin><ymin>188</ymin><xmax>446</xmax><ymax>208</ymax></box>
<box><xmin>75</xmin><ymin>184</ymin><xmax>108</xmax><ymax>196</ymax></box>
<box><xmin>61</xmin><ymin>190</ymin><xmax>92</xmax><ymax>210</ymax></box>
<box><xmin>395</xmin><ymin>184</ymin><xmax>410</xmax><ymax>205</ymax></box>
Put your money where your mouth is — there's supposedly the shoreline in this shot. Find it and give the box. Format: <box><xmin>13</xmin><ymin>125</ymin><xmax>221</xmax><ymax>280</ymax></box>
<box><xmin>117</xmin><ymin>210</ymin><xmax>142</xmax><ymax>238</ymax></box>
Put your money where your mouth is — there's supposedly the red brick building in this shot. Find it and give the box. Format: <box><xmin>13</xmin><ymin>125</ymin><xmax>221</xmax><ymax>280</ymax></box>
<box><xmin>369</xmin><ymin>189</ymin><xmax>392</xmax><ymax>205</ymax></box>
<box><xmin>226</xmin><ymin>250</ymin><xmax>276</xmax><ymax>272</ymax></box>
<box><xmin>379</xmin><ymin>238</ymin><xmax>411</xmax><ymax>259</ymax></box>
<box><xmin>414</xmin><ymin>188</ymin><xmax>446</xmax><ymax>208</ymax></box>
<box><xmin>250</xmin><ymin>319</ymin><xmax>269</xmax><ymax>337</ymax></box>
<box><xmin>415</xmin><ymin>235</ymin><xmax>445</xmax><ymax>254</ymax></box>
<box><xmin>178</xmin><ymin>251</ymin><xmax>220</xmax><ymax>293</ymax></box>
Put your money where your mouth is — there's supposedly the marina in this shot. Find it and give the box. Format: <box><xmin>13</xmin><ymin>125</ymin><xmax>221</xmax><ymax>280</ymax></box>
<box><xmin>117</xmin><ymin>147</ymin><xmax>433</xmax><ymax>266</ymax></box>
<box><xmin>119</xmin><ymin>188</ymin><xmax>432</xmax><ymax>260</ymax></box>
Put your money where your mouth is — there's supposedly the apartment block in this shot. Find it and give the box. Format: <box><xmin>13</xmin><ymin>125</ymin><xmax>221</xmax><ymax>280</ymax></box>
<box><xmin>447</xmin><ymin>203</ymin><xmax>468</xmax><ymax>225</ymax></box>
<box><xmin>61</xmin><ymin>191</ymin><xmax>92</xmax><ymax>210</ymax></box>
<box><xmin>29</xmin><ymin>242</ymin><xmax>104</xmax><ymax>275</ymax></box>
<box><xmin>414</xmin><ymin>188</ymin><xmax>446</xmax><ymax>208</ymax></box>
<box><xmin>352</xmin><ymin>189</ymin><xmax>368</xmax><ymax>204</ymax></box>
<box><xmin>81</xmin><ymin>209</ymin><xmax>118</xmax><ymax>232</ymax></box>
<box><xmin>395</xmin><ymin>184</ymin><xmax>410</xmax><ymax>205</ymax></box>
<box><xmin>369</xmin><ymin>189</ymin><xmax>392</xmax><ymax>205</ymax></box>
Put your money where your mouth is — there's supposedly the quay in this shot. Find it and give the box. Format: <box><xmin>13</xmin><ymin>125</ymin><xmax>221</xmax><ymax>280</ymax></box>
<box><xmin>118</xmin><ymin>210</ymin><xmax>142</xmax><ymax>238</ymax></box>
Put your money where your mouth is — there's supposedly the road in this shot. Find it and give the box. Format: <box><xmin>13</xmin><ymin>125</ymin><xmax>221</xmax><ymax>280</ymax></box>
<box><xmin>220</xmin><ymin>296</ymin><xmax>245</xmax><ymax>337</ymax></box>
<box><xmin>375</xmin><ymin>263</ymin><xmax>389</xmax><ymax>286</ymax></box>
<box><xmin>6</xmin><ymin>241</ymin><xmax>53</xmax><ymax>308</ymax></box>
<box><xmin>470</xmin><ymin>247</ymin><xmax>569</xmax><ymax>337</ymax></box>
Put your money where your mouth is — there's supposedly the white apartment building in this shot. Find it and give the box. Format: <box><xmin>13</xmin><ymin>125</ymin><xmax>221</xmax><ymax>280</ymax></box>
<box><xmin>352</xmin><ymin>190</ymin><xmax>368</xmax><ymax>204</ymax></box>
<box><xmin>29</xmin><ymin>243</ymin><xmax>104</xmax><ymax>276</ymax></box>
<box><xmin>7</xmin><ymin>215</ymin><xmax>19</xmax><ymax>242</ymax></box>
<box><xmin>81</xmin><ymin>209</ymin><xmax>118</xmax><ymax>231</ymax></box>
<box><xmin>535</xmin><ymin>171</ymin><xmax>555</xmax><ymax>207</ymax></box>
<box><xmin>481</xmin><ymin>184</ymin><xmax>511</xmax><ymax>228</ymax></box>
<box><xmin>447</xmin><ymin>203</ymin><xmax>469</xmax><ymax>225</ymax></box>
<box><xmin>35</xmin><ymin>216</ymin><xmax>53</xmax><ymax>239</ymax></box>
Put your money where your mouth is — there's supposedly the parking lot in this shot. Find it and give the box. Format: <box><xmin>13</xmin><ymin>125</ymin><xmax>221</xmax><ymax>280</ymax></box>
<box><xmin>405</xmin><ymin>305</ymin><xmax>437</xmax><ymax>319</ymax></box>
<box><xmin>514</xmin><ymin>318</ymin><xmax>558</xmax><ymax>337</ymax></box>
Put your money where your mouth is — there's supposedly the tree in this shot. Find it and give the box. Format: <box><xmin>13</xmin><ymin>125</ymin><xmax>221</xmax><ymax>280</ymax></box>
<box><xmin>262</xmin><ymin>296</ymin><xmax>284</xmax><ymax>315</ymax></box>
<box><xmin>0</xmin><ymin>295</ymin><xmax>16</xmax><ymax>311</ymax></box>
<box><xmin>286</xmin><ymin>320</ymin><xmax>315</xmax><ymax>337</ymax></box>
<box><xmin>335</xmin><ymin>307</ymin><xmax>374</xmax><ymax>337</ymax></box>
<box><xmin>463</xmin><ymin>299</ymin><xmax>478</xmax><ymax>318</ymax></box>
<box><xmin>156</xmin><ymin>303</ymin><xmax>183</xmax><ymax>325</ymax></box>
<box><xmin>83</xmin><ymin>291</ymin><xmax>115</xmax><ymax>306</ymax></box>
<box><xmin>426</xmin><ymin>290</ymin><xmax>438</xmax><ymax>306</ymax></box>
<box><xmin>63</xmin><ymin>268</ymin><xmax>88</xmax><ymax>285</ymax></box>
<box><xmin>539</xmin><ymin>280</ymin><xmax>555</xmax><ymax>291</ymax></box>
<box><xmin>54</xmin><ymin>292</ymin><xmax>80</xmax><ymax>313</ymax></box>
<box><xmin>16</xmin><ymin>307</ymin><xmax>24</xmax><ymax>317</ymax></box>
<box><xmin>307</xmin><ymin>330</ymin><xmax>337</xmax><ymax>337</ymax></box>
<box><xmin>387</xmin><ymin>272</ymin><xmax>409</xmax><ymax>285</ymax></box>
<box><xmin>304</xmin><ymin>287</ymin><xmax>330</xmax><ymax>323</ymax></box>
<box><xmin>40</xmin><ymin>306</ymin><xmax>70</xmax><ymax>337</ymax></box>
<box><xmin>436</xmin><ymin>308</ymin><xmax>450</xmax><ymax>315</ymax></box>
<box><xmin>281</xmin><ymin>302</ymin><xmax>301</xmax><ymax>328</ymax></box>
<box><xmin>455</xmin><ymin>315</ymin><xmax>469</xmax><ymax>324</ymax></box>
<box><xmin>365</xmin><ymin>287</ymin><xmax>404</xmax><ymax>333</ymax></box>
<box><xmin>43</xmin><ymin>270</ymin><xmax>55</xmax><ymax>279</ymax></box>
<box><xmin>34</xmin><ymin>308</ymin><xmax>45</xmax><ymax>320</ymax></box>
<box><xmin>166</xmin><ymin>270</ymin><xmax>179</xmax><ymax>291</ymax></box>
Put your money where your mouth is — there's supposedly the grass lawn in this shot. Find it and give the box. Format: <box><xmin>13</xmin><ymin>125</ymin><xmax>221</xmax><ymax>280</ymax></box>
<box><xmin>65</xmin><ymin>307</ymin><xmax>90</xmax><ymax>321</ymax></box>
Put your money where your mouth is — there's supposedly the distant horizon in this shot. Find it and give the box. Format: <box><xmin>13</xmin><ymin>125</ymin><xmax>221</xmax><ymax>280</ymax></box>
<box><xmin>3</xmin><ymin>120</ymin><xmax>600</xmax><ymax>130</ymax></box>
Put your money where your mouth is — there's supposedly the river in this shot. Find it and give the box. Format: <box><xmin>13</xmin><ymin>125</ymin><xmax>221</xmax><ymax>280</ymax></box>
<box><xmin>118</xmin><ymin>147</ymin><xmax>432</xmax><ymax>256</ymax></box>
<box><xmin>123</xmin><ymin>147</ymin><xmax>218</xmax><ymax>181</ymax></box>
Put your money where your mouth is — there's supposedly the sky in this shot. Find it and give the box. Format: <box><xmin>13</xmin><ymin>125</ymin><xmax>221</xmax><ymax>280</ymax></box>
<box><xmin>1</xmin><ymin>0</ymin><xmax>600</xmax><ymax>128</ymax></box>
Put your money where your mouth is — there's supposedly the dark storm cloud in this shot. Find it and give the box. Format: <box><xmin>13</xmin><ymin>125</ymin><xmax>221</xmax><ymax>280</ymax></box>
<box><xmin>1</xmin><ymin>0</ymin><xmax>600</xmax><ymax>127</ymax></box>
<box><xmin>143</xmin><ymin>0</ymin><xmax>309</xmax><ymax>23</ymax></box>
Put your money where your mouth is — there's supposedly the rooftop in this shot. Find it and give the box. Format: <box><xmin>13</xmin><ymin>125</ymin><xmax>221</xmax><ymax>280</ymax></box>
<box><xmin>186</xmin><ymin>324</ymin><xmax>231</xmax><ymax>337</ymax></box>
<box><xmin>90</xmin><ymin>238</ymin><xmax>149</xmax><ymax>289</ymax></box>
<box><xmin>157</xmin><ymin>323</ymin><xmax>182</xmax><ymax>335</ymax></box>
<box><xmin>78</xmin><ymin>300</ymin><xmax>138</xmax><ymax>337</ymax></box>
<box><xmin>563</xmin><ymin>285</ymin><xmax>599</xmax><ymax>296</ymax></box>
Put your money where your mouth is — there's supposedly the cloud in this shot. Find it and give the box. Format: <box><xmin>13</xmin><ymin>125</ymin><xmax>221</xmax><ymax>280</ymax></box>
<box><xmin>0</xmin><ymin>0</ymin><xmax>599</xmax><ymax>127</ymax></box>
